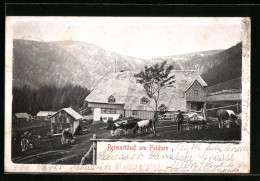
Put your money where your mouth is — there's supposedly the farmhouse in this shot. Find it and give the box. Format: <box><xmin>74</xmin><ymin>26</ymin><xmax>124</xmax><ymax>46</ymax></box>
<box><xmin>49</xmin><ymin>107</ymin><xmax>82</xmax><ymax>135</ymax></box>
<box><xmin>36</xmin><ymin>111</ymin><xmax>56</xmax><ymax>121</ymax></box>
<box><xmin>85</xmin><ymin>70</ymin><xmax>208</xmax><ymax>122</ymax></box>
<box><xmin>14</xmin><ymin>113</ymin><xmax>31</xmax><ymax>122</ymax></box>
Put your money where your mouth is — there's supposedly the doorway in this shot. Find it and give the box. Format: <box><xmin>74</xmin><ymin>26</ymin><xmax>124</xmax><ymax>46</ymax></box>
<box><xmin>190</xmin><ymin>102</ymin><xmax>204</xmax><ymax>111</ymax></box>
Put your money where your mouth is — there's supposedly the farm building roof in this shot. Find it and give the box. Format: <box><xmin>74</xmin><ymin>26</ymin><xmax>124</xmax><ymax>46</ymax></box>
<box><xmin>50</xmin><ymin>107</ymin><xmax>82</xmax><ymax>120</ymax></box>
<box><xmin>37</xmin><ymin>111</ymin><xmax>56</xmax><ymax>117</ymax></box>
<box><xmin>85</xmin><ymin>71</ymin><xmax>131</xmax><ymax>104</ymax></box>
<box><xmin>85</xmin><ymin>70</ymin><xmax>207</xmax><ymax>111</ymax></box>
<box><xmin>15</xmin><ymin>113</ymin><xmax>30</xmax><ymax>119</ymax></box>
<box><xmin>183</xmin><ymin>79</ymin><xmax>208</xmax><ymax>93</ymax></box>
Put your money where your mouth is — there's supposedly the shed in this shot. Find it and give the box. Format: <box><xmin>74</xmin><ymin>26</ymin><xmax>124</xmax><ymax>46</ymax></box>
<box><xmin>14</xmin><ymin>113</ymin><xmax>31</xmax><ymax>122</ymax></box>
<box><xmin>49</xmin><ymin>107</ymin><xmax>82</xmax><ymax>135</ymax></box>
<box><xmin>36</xmin><ymin>111</ymin><xmax>56</xmax><ymax>121</ymax></box>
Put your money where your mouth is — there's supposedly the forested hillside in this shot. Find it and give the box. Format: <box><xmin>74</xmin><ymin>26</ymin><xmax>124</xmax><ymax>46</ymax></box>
<box><xmin>201</xmin><ymin>42</ymin><xmax>242</xmax><ymax>86</ymax></box>
<box><xmin>12</xmin><ymin>85</ymin><xmax>90</xmax><ymax>115</ymax></box>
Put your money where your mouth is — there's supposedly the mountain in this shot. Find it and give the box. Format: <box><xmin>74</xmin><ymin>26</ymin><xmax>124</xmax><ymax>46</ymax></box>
<box><xmin>201</xmin><ymin>42</ymin><xmax>242</xmax><ymax>86</ymax></box>
<box><xmin>13</xmin><ymin>40</ymin><xmax>92</xmax><ymax>89</ymax></box>
<box><xmin>151</xmin><ymin>43</ymin><xmax>241</xmax><ymax>87</ymax></box>
<box><xmin>151</xmin><ymin>50</ymin><xmax>223</xmax><ymax>75</ymax></box>
<box><xmin>12</xmin><ymin>39</ymin><xmax>242</xmax><ymax>90</ymax></box>
<box><xmin>55</xmin><ymin>40</ymin><xmax>148</xmax><ymax>87</ymax></box>
<box><xmin>13</xmin><ymin>39</ymin><xmax>147</xmax><ymax>89</ymax></box>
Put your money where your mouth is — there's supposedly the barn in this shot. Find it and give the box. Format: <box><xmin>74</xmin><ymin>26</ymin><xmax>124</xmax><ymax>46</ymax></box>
<box><xmin>14</xmin><ymin>113</ymin><xmax>31</xmax><ymax>122</ymax></box>
<box><xmin>36</xmin><ymin>111</ymin><xmax>56</xmax><ymax>121</ymax></box>
<box><xmin>85</xmin><ymin>70</ymin><xmax>207</xmax><ymax>122</ymax></box>
<box><xmin>49</xmin><ymin>107</ymin><xmax>82</xmax><ymax>135</ymax></box>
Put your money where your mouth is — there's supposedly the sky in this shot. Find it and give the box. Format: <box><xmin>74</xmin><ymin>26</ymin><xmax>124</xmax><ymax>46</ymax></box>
<box><xmin>7</xmin><ymin>17</ymin><xmax>242</xmax><ymax>59</ymax></box>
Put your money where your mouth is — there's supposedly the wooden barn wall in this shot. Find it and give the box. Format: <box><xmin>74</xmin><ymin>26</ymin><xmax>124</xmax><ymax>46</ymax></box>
<box><xmin>51</xmin><ymin>114</ymin><xmax>59</xmax><ymax>123</ymax></box>
<box><xmin>51</xmin><ymin>111</ymin><xmax>80</xmax><ymax>134</ymax></box>
<box><xmin>125</xmin><ymin>110</ymin><xmax>154</xmax><ymax>119</ymax></box>
<box><xmin>186</xmin><ymin>83</ymin><xmax>207</xmax><ymax>102</ymax></box>
<box><xmin>88</xmin><ymin>102</ymin><xmax>124</xmax><ymax>109</ymax></box>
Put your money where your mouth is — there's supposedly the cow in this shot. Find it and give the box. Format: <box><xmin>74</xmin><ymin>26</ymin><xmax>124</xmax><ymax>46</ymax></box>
<box><xmin>185</xmin><ymin>113</ymin><xmax>199</xmax><ymax>130</ymax></box>
<box><xmin>185</xmin><ymin>113</ymin><xmax>208</xmax><ymax>130</ymax></box>
<box><xmin>217</xmin><ymin>109</ymin><xmax>238</xmax><ymax>128</ymax></box>
<box><xmin>61</xmin><ymin>128</ymin><xmax>75</xmax><ymax>145</ymax></box>
<box><xmin>196</xmin><ymin>115</ymin><xmax>208</xmax><ymax>130</ymax></box>
<box><xmin>110</xmin><ymin>120</ymin><xmax>128</xmax><ymax>136</ymax></box>
<box><xmin>132</xmin><ymin>119</ymin><xmax>155</xmax><ymax>134</ymax></box>
<box><xmin>21</xmin><ymin>138</ymin><xmax>30</xmax><ymax>152</ymax></box>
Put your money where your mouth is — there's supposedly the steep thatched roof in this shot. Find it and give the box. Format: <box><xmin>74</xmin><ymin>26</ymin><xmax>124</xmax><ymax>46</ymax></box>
<box><xmin>85</xmin><ymin>71</ymin><xmax>131</xmax><ymax>104</ymax></box>
<box><xmin>85</xmin><ymin>70</ymin><xmax>207</xmax><ymax>111</ymax></box>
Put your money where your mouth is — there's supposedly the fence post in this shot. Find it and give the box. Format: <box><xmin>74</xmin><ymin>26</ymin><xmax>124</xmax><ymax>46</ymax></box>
<box><xmin>93</xmin><ymin>134</ymin><xmax>97</xmax><ymax>165</ymax></box>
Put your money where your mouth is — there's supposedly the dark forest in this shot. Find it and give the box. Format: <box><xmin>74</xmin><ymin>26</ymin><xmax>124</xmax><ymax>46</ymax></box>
<box><xmin>12</xmin><ymin>85</ymin><xmax>90</xmax><ymax>115</ymax></box>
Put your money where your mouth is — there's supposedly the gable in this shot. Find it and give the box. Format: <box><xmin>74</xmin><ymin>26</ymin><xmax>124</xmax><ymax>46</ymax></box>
<box><xmin>184</xmin><ymin>79</ymin><xmax>207</xmax><ymax>93</ymax></box>
<box><xmin>185</xmin><ymin>80</ymin><xmax>207</xmax><ymax>102</ymax></box>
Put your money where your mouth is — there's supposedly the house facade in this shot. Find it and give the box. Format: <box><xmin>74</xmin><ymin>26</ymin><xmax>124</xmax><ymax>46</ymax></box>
<box><xmin>85</xmin><ymin>70</ymin><xmax>207</xmax><ymax>122</ymax></box>
<box><xmin>49</xmin><ymin>107</ymin><xmax>82</xmax><ymax>135</ymax></box>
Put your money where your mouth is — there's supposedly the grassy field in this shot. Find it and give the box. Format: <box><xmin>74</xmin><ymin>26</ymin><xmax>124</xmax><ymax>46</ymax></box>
<box><xmin>11</xmin><ymin>118</ymin><xmax>241</xmax><ymax>165</ymax></box>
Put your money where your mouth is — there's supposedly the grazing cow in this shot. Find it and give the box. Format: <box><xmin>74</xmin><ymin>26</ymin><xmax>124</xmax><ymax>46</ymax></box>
<box><xmin>110</xmin><ymin>120</ymin><xmax>128</xmax><ymax>136</ymax></box>
<box><xmin>217</xmin><ymin>109</ymin><xmax>238</xmax><ymax>128</ymax></box>
<box><xmin>185</xmin><ymin>113</ymin><xmax>199</xmax><ymax>130</ymax></box>
<box><xmin>132</xmin><ymin>119</ymin><xmax>155</xmax><ymax>134</ymax></box>
<box><xmin>61</xmin><ymin>128</ymin><xmax>75</xmax><ymax>145</ymax></box>
<box><xmin>21</xmin><ymin>138</ymin><xmax>29</xmax><ymax>152</ymax></box>
<box><xmin>110</xmin><ymin>118</ymin><xmax>142</xmax><ymax>136</ymax></box>
<box><xmin>196</xmin><ymin>115</ymin><xmax>208</xmax><ymax>130</ymax></box>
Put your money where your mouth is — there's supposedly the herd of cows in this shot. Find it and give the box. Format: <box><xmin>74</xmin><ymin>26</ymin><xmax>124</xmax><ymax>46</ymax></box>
<box><xmin>19</xmin><ymin>109</ymin><xmax>240</xmax><ymax>152</ymax></box>
<box><xmin>109</xmin><ymin>109</ymin><xmax>240</xmax><ymax>137</ymax></box>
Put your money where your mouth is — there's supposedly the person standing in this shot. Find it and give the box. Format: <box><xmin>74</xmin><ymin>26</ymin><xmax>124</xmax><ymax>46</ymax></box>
<box><xmin>176</xmin><ymin>110</ymin><xmax>184</xmax><ymax>134</ymax></box>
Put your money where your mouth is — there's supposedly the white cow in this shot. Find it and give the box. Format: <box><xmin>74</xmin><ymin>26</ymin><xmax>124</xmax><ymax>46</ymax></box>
<box><xmin>132</xmin><ymin>119</ymin><xmax>154</xmax><ymax>134</ymax></box>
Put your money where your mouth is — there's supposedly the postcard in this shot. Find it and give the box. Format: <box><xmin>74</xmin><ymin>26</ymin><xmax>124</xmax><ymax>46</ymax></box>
<box><xmin>5</xmin><ymin>17</ymin><xmax>250</xmax><ymax>173</ymax></box>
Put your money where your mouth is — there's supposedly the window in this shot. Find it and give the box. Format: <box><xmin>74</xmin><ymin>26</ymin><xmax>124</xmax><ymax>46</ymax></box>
<box><xmin>140</xmin><ymin>97</ymin><xmax>150</xmax><ymax>105</ymax></box>
<box><xmin>101</xmin><ymin>108</ymin><xmax>117</xmax><ymax>114</ymax></box>
<box><xmin>106</xmin><ymin>108</ymin><xmax>111</xmax><ymax>114</ymax></box>
<box><xmin>132</xmin><ymin>110</ymin><xmax>138</xmax><ymax>115</ymax></box>
<box><xmin>108</xmin><ymin>95</ymin><xmax>115</xmax><ymax>103</ymax></box>
<box><xmin>194</xmin><ymin>90</ymin><xmax>199</xmax><ymax>95</ymax></box>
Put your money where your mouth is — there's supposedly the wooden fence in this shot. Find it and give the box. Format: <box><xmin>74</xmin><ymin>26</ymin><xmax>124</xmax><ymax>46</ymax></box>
<box><xmin>206</xmin><ymin>102</ymin><xmax>240</xmax><ymax>113</ymax></box>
